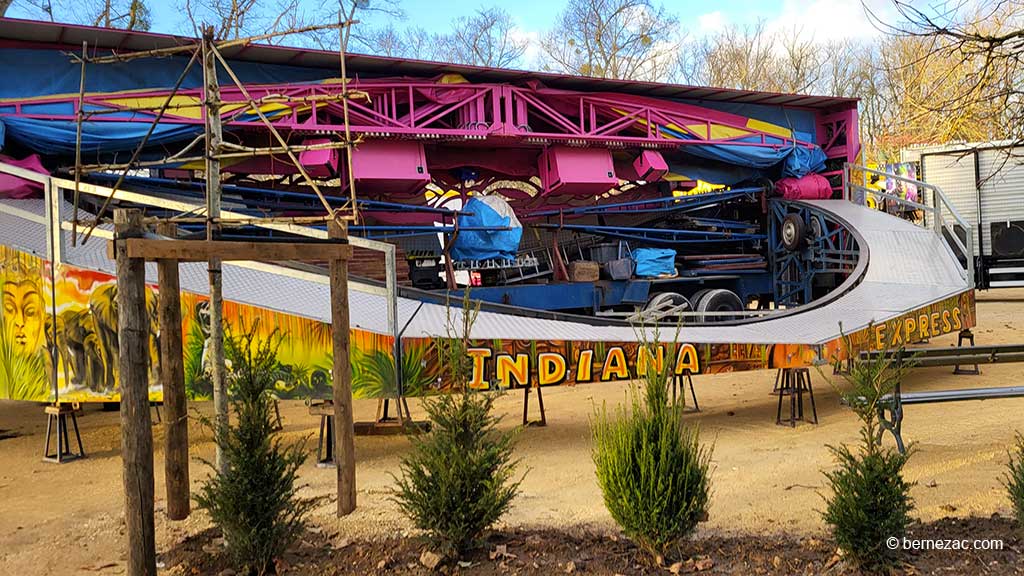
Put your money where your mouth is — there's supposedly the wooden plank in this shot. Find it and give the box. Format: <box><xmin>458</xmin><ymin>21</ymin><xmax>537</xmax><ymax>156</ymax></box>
<box><xmin>330</xmin><ymin>220</ymin><xmax>357</xmax><ymax>516</ymax></box>
<box><xmin>156</xmin><ymin>223</ymin><xmax>190</xmax><ymax>521</ymax></box>
<box><xmin>106</xmin><ymin>238</ymin><xmax>352</xmax><ymax>262</ymax></box>
<box><xmin>115</xmin><ymin>209</ymin><xmax>157</xmax><ymax>576</ymax></box>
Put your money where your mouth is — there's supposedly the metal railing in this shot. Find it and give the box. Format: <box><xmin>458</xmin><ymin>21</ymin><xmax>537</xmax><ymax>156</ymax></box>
<box><xmin>843</xmin><ymin>163</ymin><xmax>974</xmax><ymax>288</ymax></box>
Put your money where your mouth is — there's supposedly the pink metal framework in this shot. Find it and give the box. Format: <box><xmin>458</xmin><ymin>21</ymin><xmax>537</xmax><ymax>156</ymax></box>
<box><xmin>1</xmin><ymin>80</ymin><xmax>823</xmax><ymax>151</ymax></box>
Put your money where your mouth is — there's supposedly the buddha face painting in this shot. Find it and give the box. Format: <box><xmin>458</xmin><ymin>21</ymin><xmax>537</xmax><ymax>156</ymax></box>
<box><xmin>3</xmin><ymin>278</ymin><xmax>44</xmax><ymax>354</ymax></box>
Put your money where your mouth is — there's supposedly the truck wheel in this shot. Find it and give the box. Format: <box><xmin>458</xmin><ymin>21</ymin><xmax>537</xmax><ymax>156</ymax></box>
<box><xmin>695</xmin><ymin>288</ymin><xmax>743</xmax><ymax>322</ymax></box>
<box><xmin>644</xmin><ymin>292</ymin><xmax>691</xmax><ymax>323</ymax></box>
<box><xmin>781</xmin><ymin>213</ymin><xmax>805</xmax><ymax>251</ymax></box>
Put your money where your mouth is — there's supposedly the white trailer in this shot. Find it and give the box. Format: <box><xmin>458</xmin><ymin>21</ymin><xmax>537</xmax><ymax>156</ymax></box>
<box><xmin>902</xmin><ymin>142</ymin><xmax>1024</xmax><ymax>289</ymax></box>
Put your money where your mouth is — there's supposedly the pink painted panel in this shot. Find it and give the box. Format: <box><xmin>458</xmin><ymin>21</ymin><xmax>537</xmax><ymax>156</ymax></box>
<box><xmin>538</xmin><ymin>146</ymin><xmax>617</xmax><ymax>197</ymax></box>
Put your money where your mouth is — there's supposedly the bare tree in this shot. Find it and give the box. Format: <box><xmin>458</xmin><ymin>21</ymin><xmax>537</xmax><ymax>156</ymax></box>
<box><xmin>681</xmin><ymin>20</ymin><xmax>777</xmax><ymax>90</ymax></box>
<box><xmin>182</xmin><ymin>0</ymin><xmax>306</xmax><ymax>40</ymax></box>
<box><xmin>539</xmin><ymin>0</ymin><xmax>681</xmax><ymax>80</ymax></box>
<box><xmin>776</xmin><ymin>26</ymin><xmax>821</xmax><ymax>93</ymax></box>
<box><xmin>356</xmin><ymin>24</ymin><xmax>438</xmax><ymax>60</ymax></box>
<box><xmin>92</xmin><ymin>0</ymin><xmax>151</xmax><ymax>30</ymax></box>
<box><xmin>446</xmin><ymin>7</ymin><xmax>528</xmax><ymax>67</ymax></box>
<box><xmin>681</xmin><ymin>21</ymin><xmax>823</xmax><ymax>94</ymax></box>
<box><xmin>869</xmin><ymin>0</ymin><xmax>1024</xmax><ymax>153</ymax></box>
<box><xmin>5</xmin><ymin>0</ymin><xmax>150</xmax><ymax>29</ymax></box>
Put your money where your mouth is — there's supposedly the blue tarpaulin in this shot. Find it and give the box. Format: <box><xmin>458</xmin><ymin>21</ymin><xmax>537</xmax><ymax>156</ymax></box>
<box><xmin>0</xmin><ymin>48</ymin><xmax>334</xmax><ymax>156</ymax></box>
<box><xmin>633</xmin><ymin>247</ymin><xmax>676</xmax><ymax>277</ymax></box>
<box><xmin>450</xmin><ymin>197</ymin><xmax>523</xmax><ymax>262</ymax></box>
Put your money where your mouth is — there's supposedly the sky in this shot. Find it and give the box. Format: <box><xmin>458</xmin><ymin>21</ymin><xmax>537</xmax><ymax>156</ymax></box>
<box><xmin>9</xmin><ymin>0</ymin><xmax>901</xmax><ymax>62</ymax></box>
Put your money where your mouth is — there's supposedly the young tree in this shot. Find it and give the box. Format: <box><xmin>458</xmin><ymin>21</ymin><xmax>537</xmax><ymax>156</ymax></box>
<box><xmin>539</xmin><ymin>0</ymin><xmax>681</xmax><ymax>81</ymax></box>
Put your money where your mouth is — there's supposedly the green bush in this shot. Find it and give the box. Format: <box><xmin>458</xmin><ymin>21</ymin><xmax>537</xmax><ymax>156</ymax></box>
<box><xmin>392</xmin><ymin>291</ymin><xmax>523</xmax><ymax>558</ymax></box>
<box><xmin>823</xmin><ymin>334</ymin><xmax>915</xmax><ymax>573</ymax></box>
<box><xmin>194</xmin><ymin>322</ymin><xmax>316</xmax><ymax>576</ymax></box>
<box><xmin>392</xmin><ymin>391</ymin><xmax>521</xmax><ymax>557</ymax></box>
<box><xmin>592</xmin><ymin>336</ymin><xmax>712</xmax><ymax>559</ymax></box>
<box><xmin>823</xmin><ymin>443</ymin><xmax>914</xmax><ymax>573</ymax></box>
<box><xmin>1003</xmin><ymin>431</ymin><xmax>1024</xmax><ymax>527</ymax></box>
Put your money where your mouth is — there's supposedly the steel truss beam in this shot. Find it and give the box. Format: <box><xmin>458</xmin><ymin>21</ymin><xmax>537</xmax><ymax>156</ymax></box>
<box><xmin>1</xmin><ymin>81</ymin><xmax>819</xmax><ymax>150</ymax></box>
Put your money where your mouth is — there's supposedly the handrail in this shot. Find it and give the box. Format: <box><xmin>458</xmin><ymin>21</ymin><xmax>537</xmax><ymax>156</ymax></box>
<box><xmin>843</xmin><ymin>162</ymin><xmax>974</xmax><ymax>288</ymax></box>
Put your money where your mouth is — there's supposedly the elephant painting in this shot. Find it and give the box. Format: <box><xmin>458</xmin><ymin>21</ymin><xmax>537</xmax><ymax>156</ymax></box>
<box><xmin>88</xmin><ymin>283</ymin><xmax>119</xmax><ymax>392</ymax></box>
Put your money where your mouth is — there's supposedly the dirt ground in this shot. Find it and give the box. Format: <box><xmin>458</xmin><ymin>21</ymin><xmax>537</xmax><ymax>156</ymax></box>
<box><xmin>2</xmin><ymin>290</ymin><xmax>1024</xmax><ymax>575</ymax></box>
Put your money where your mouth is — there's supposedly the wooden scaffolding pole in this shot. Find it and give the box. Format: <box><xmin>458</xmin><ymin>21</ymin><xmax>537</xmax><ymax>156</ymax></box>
<box><xmin>329</xmin><ymin>220</ymin><xmax>356</xmax><ymax>515</ymax></box>
<box><xmin>157</xmin><ymin>222</ymin><xmax>190</xmax><ymax>521</ymax></box>
<box><xmin>114</xmin><ymin>209</ymin><xmax>156</xmax><ymax>576</ymax></box>
<box><xmin>201</xmin><ymin>27</ymin><xmax>229</xmax><ymax>474</ymax></box>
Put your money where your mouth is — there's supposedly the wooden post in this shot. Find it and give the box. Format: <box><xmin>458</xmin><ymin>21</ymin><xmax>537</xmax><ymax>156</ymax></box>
<box><xmin>114</xmin><ymin>209</ymin><xmax>156</xmax><ymax>576</ymax></box>
<box><xmin>157</xmin><ymin>223</ymin><xmax>189</xmax><ymax>520</ymax></box>
<box><xmin>329</xmin><ymin>220</ymin><xmax>356</xmax><ymax>515</ymax></box>
<box><xmin>201</xmin><ymin>27</ymin><xmax>229</xmax><ymax>474</ymax></box>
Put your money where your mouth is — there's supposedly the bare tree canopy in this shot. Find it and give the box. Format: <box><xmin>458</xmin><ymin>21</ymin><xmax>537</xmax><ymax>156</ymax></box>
<box><xmin>182</xmin><ymin>0</ymin><xmax>308</xmax><ymax>40</ymax></box>
<box><xmin>539</xmin><ymin>0</ymin><xmax>681</xmax><ymax>80</ymax></box>
<box><xmin>870</xmin><ymin>0</ymin><xmax>1024</xmax><ymax>152</ymax></box>
<box><xmin>447</xmin><ymin>7</ymin><xmax>528</xmax><ymax>67</ymax></box>
<box><xmin>5</xmin><ymin>0</ymin><xmax>152</xmax><ymax>29</ymax></box>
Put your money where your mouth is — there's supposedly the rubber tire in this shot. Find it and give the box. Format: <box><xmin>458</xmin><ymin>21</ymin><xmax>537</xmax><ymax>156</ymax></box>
<box><xmin>689</xmin><ymin>289</ymin><xmax>711</xmax><ymax>309</ymax></box>
<box><xmin>808</xmin><ymin>216</ymin><xmax>824</xmax><ymax>241</ymax></box>
<box><xmin>781</xmin><ymin>213</ymin><xmax>805</xmax><ymax>251</ymax></box>
<box><xmin>695</xmin><ymin>288</ymin><xmax>743</xmax><ymax>323</ymax></box>
<box><xmin>644</xmin><ymin>292</ymin><xmax>691</xmax><ymax>323</ymax></box>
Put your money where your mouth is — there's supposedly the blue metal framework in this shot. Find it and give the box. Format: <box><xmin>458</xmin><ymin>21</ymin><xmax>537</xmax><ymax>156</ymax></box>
<box><xmin>769</xmin><ymin>200</ymin><xmax>859</xmax><ymax>306</ymax></box>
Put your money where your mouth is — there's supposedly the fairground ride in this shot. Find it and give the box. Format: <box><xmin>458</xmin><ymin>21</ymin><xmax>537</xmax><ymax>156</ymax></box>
<box><xmin>0</xmin><ymin>18</ymin><xmax>975</xmax><ymax>406</ymax></box>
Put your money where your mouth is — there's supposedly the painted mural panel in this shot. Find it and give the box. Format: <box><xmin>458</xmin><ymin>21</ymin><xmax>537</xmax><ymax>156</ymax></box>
<box><xmin>0</xmin><ymin>245</ymin><xmax>393</xmax><ymax>402</ymax></box>
<box><xmin>0</xmin><ymin>241</ymin><xmax>978</xmax><ymax>402</ymax></box>
<box><xmin>408</xmin><ymin>290</ymin><xmax>977</xmax><ymax>391</ymax></box>
<box><xmin>0</xmin><ymin>246</ymin><xmax>52</xmax><ymax>401</ymax></box>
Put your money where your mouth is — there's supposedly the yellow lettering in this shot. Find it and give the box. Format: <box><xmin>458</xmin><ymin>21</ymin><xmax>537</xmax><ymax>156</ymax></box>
<box><xmin>874</xmin><ymin>324</ymin><xmax>886</xmax><ymax>350</ymax></box>
<box><xmin>495</xmin><ymin>354</ymin><xmax>529</xmax><ymax>388</ymax></box>
<box><xmin>576</xmin><ymin>349</ymin><xmax>594</xmax><ymax>382</ymax></box>
<box><xmin>903</xmin><ymin>317</ymin><xmax>917</xmax><ymax>343</ymax></box>
<box><xmin>930</xmin><ymin>312</ymin><xmax>940</xmax><ymax>336</ymax></box>
<box><xmin>538</xmin><ymin>353</ymin><xmax>567</xmax><ymax>386</ymax></box>
<box><xmin>467</xmin><ymin>348</ymin><xmax>491</xmax><ymax>389</ymax></box>
<box><xmin>918</xmin><ymin>314</ymin><xmax>929</xmax><ymax>340</ymax></box>
<box><xmin>601</xmin><ymin>347</ymin><xmax>629</xmax><ymax>381</ymax></box>
<box><xmin>636</xmin><ymin>345</ymin><xmax>665</xmax><ymax>376</ymax></box>
<box><xmin>941</xmin><ymin>309</ymin><xmax>952</xmax><ymax>332</ymax></box>
<box><xmin>674</xmin><ymin>343</ymin><xmax>700</xmax><ymax>374</ymax></box>
<box><xmin>889</xmin><ymin>320</ymin><xmax>904</xmax><ymax>347</ymax></box>
<box><xmin>952</xmin><ymin>307</ymin><xmax>963</xmax><ymax>331</ymax></box>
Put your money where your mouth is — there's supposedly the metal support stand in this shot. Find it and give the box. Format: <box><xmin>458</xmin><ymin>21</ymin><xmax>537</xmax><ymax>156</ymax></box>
<box><xmin>672</xmin><ymin>371</ymin><xmax>700</xmax><ymax>411</ymax></box>
<box><xmin>310</xmin><ymin>400</ymin><xmax>334</xmax><ymax>468</ymax></box>
<box><xmin>271</xmin><ymin>395</ymin><xmax>283</xmax><ymax>431</ymax></box>
<box><xmin>954</xmin><ymin>329</ymin><xmax>980</xmax><ymax>375</ymax></box>
<box><xmin>522</xmin><ymin>385</ymin><xmax>547</xmax><ymax>427</ymax></box>
<box><xmin>775</xmin><ymin>368</ymin><xmax>817</xmax><ymax>427</ymax></box>
<box><xmin>43</xmin><ymin>404</ymin><xmax>85</xmax><ymax>463</ymax></box>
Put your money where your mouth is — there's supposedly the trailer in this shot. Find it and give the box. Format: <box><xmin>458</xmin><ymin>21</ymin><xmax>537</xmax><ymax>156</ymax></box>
<box><xmin>902</xmin><ymin>142</ymin><xmax>1024</xmax><ymax>289</ymax></box>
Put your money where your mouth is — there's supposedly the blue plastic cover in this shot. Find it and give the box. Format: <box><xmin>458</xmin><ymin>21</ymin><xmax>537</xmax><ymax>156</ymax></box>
<box><xmin>450</xmin><ymin>197</ymin><xmax>523</xmax><ymax>262</ymax></box>
<box><xmin>0</xmin><ymin>49</ymin><xmax>334</xmax><ymax>156</ymax></box>
<box><xmin>633</xmin><ymin>247</ymin><xmax>676</xmax><ymax>277</ymax></box>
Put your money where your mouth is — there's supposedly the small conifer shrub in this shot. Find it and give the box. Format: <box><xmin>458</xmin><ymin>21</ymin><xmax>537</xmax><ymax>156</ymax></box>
<box><xmin>195</xmin><ymin>323</ymin><xmax>316</xmax><ymax>576</ymax></box>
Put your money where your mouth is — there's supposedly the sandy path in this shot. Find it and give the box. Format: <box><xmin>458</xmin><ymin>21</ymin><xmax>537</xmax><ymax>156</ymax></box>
<box><xmin>2</xmin><ymin>290</ymin><xmax>1023</xmax><ymax>575</ymax></box>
